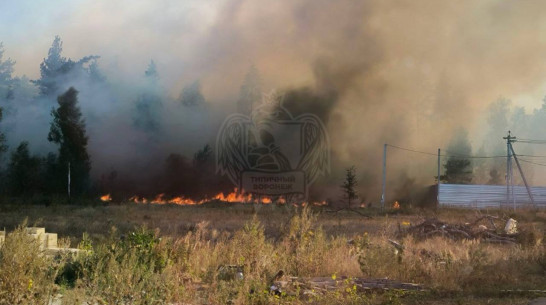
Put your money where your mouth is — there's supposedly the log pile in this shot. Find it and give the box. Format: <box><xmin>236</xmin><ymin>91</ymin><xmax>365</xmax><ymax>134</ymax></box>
<box><xmin>399</xmin><ymin>216</ymin><xmax>519</xmax><ymax>244</ymax></box>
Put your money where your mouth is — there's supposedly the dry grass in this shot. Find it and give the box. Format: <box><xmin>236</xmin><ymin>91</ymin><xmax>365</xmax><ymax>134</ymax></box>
<box><xmin>0</xmin><ymin>203</ymin><xmax>544</xmax><ymax>304</ymax></box>
<box><xmin>0</xmin><ymin>221</ymin><xmax>60</xmax><ymax>305</ymax></box>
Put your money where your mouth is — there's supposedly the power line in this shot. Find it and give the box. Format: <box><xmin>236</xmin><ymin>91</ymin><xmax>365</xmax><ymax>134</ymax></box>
<box><xmin>386</xmin><ymin>144</ymin><xmax>439</xmax><ymax>156</ymax></box>
<box><xmin>387</xmin><ymin>144</ymin><xmax>506</xmax><ymax>159</ymax></box>
<box><xmin>516</xmin><ymin>138</ymin><xmax>546</xmax><ymax>145</ymax></box>
<box><xmin>517</xmin><ymin>154</ymin><xmax>546</xmax><ymax>158</ymax></box>
<box><xmin>517</xmin><ymin>138</ymin><xmax>546</xmax><ymax>142</ymax></box>
<box><xmin>442</xmin><ymin>150</ymin><xmax>506</xmax><ymax>159</ymax></box>
<box><xmin>387</xmin><ymin>143</ymin><xmax>546</xmax><ymax>162</ymax></box>
<box><xmin>518</xmin><ymin>158</ymin><xmax>546</xmax><ymax>167</ymax></box>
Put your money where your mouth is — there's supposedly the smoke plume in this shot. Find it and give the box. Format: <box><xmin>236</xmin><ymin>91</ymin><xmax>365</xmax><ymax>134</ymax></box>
<box><xmin>3</xmin><ymin>0</ymin><xmax>546</xmax><ymax>202</ymax></box>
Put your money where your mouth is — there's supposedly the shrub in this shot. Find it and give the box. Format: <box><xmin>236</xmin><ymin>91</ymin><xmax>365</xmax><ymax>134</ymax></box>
<box><xmin>0</xmin><ymin>224</ymin><xmax>61</xmax><ymax>305</ymax></box>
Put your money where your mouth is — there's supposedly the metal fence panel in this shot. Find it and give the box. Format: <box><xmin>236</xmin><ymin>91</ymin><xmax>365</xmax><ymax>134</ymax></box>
<box><xmin>438</xmin><ymin>183</ymin><xmax>546</xmax><ymax>209</ymax></box>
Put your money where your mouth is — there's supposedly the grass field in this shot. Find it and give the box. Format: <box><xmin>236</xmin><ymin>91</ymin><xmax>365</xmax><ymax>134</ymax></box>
<box><xmin>0</xmin><ymin>202</ymin><xmax>544</xmax><ymax>304</ymax></box>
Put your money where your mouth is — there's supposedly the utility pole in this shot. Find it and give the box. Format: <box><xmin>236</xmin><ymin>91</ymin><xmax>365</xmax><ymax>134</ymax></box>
<box><xmin>503</xmin><ymin>131</ymin><xmax>516</xmax><ymax>209</ymax></box>
<box><xmin>437</xmin><ymin>148</ymin><xmax>441</xmax><ymax>204</ymax></box>
<box><xmin>68</xmin><ymin>161</ymin><xmax>71</xmax><ymax>199</ymax></box>
<box><xmin>510</xmin><ymin>142</ymin><xmax>536</xmax><ymax>208</ymax></box>
<box><xmin>381</xmin><ymin>144</ymin><xmax>387</xmax><ymax>211</ymax></box>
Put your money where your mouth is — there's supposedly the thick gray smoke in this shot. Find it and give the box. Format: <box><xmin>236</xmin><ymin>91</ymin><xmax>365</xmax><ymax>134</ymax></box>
<box><xmin>3</xmin><ymin>0</ymin><xmax>546</xmax><ymax>201</ymax></box>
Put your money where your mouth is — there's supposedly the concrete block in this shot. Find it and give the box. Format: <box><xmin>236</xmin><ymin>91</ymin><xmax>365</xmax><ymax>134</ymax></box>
<box><xmin>26</xmin><ymin>227</ymin><xmax>45</xmax><ymax>235</ymax></box>
<box><xmin>30</xmin><ymin>233</ymin><xmax>46</xmax><ymax>249</ymax></box>
<box><xmin>45</xmin><ymin>233</ymin><xmax>57</xmax><ymax>249</ymax></box>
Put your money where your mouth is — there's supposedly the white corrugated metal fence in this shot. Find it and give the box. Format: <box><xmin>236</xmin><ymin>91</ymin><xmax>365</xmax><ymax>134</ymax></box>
<box><xmin>438</xmin><ymin>183</ymin><xmax>546</xmax><ymax>208</ymax></box>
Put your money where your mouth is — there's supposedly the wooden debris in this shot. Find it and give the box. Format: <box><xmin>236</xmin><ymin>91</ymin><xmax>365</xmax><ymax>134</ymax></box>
<box><xmin>399</xmin><ymin>217</ymin><xmax>519</xmax><ymax>243</ymax></box>
<box><xmin>271</xmin><ymin>276</ymin><xmax>424</xmax><ymax>296</ymax></box>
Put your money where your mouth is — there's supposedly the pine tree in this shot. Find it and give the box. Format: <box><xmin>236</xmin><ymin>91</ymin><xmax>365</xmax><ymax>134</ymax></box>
<box><xmin>341</xmin><ymin>165</ymin><xmax>358</xmax><ymax>207</ymax></box>
<box><xmin>0</xmin><ymin>43</ymin><xmax>15</xmax><ymax>100</ymax></box>
<box><xmin>7</xmin><ymin>142</ymin><xmax>41</xmax><ymax>196</ymax></box>
<box><xmin>180</xmin><ymin>81</ymin><xmax>205</xmax><ymax>107</ymax></box>
<box><xmin>440</xmin><ymin>128</ymin><xmax>473</xmax><ymax>184</ymax></box>
<box><xmin>35</xmin><ymin>36</ymin><xmax>99</xmax><ymax>97</ymax></box>
<box><xmin>0</xmin><ymin>108</ymin><xmax>7</xmax><ymax>155</ymax></box>
<box><xmin>36</xmin><ymin>36</ymin><xmax>66</xmax><ymax>96</ymax></box>
<box><xmin>48</xmin><ymin>87</ymin><xmax>90</xmax><ymax>196</ymax></box>
<box><xmin>144</xmin><ymin>60</ymin><xmax>158</xmax><ymax>80</ymax></box>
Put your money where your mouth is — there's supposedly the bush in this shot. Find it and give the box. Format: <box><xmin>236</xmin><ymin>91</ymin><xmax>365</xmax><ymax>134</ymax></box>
<box><xmin>66</xmin><ymin>227</ymin><xmax>188</xmax><ymax>304</ymax></box>
<box><xmin>0</xmin><ymin>223</ymin><xmax>60</xmax><ymax>305</ymax></box>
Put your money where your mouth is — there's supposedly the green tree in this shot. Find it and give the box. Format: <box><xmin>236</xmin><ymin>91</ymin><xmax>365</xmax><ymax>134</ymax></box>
<box><xmin>34</xmin><ymin>36</ymin><xmax>99</xmax><ymax>97</ymax></box>
<box><xmin>0</xmin><ymin>108</ymin><xmax>7</xmax><ymax>155</ymax></box>
<box><xmin>35</xmin><ymin>36</ymin><xmax>66</xmax><ymax>96</ymax></box>
<box><xmin>7</xmin><ymin>142</ymin><xmax>41</xmax><ymax>196</ymax></box>
<box><xmin>441</xmin><ymin>128</ymin><xmax>473</xmax><ymax>184</ymax></box>
<box><xmin>0</xmin><ymin>42</ymin><xmax>15</xmax><ymax>100</ymax></box>
<box><xmin>48</xmin><ymin>87</ymin><xmax>90</xmax><ymax>196</ymax></box>
<box><xmin>441</xmin><ymin>158</ymin><xmax>473</xmax><ymax>184</ymax></box>
<box><xmin>341</xmin><ymin>165</ymin><xmax>358</xmax><ymax>207</ymax></box>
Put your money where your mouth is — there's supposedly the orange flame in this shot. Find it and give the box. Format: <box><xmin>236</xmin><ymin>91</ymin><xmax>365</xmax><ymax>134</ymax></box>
<box><xmin>393</xmin><ymin>201</ymin><xmax>400</xmax><ymax>209</ymax></box>
<box><xmin>126</xmin><ymin>189</ymin><xmax>329</xmax><ymax>206</ymax></box>
<box><xmin>213</xmin><ymin>190</ymin><xmax>253</xmax><ymax>202</ymax></box>
<box><xmin>100</xmin><ymin>194</ymin><xmax>112</xmax><ymax>202</ymax></box>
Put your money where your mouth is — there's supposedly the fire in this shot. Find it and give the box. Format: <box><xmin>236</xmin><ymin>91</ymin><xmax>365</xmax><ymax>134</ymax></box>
<box><xmin>126</xmin><ymin>189</ymin><xmax>329</xmax><ymax>206</ymax></box>
<box><xmin>100</xmin><ymin>194</ymin><xmax>112</xmax><ymax>202</ymax></box>
<box><xmin>260</xmin><ymin>197</ymin><xmax>272</xmax><ymax>204</ymax></box>
<box><xmin>393</xmin><ymin>201</ymin><xmax>400</xmax><ymax>209</ymax></box>
<box><xmin>168</xmin><ymin>196</ymin><xmax>200</xmax><ymax>205</ymax></box>
<box><xmin>213</xmin><ymin>190</ymin><xmax>253</xmax><ymax>202</ymax></box>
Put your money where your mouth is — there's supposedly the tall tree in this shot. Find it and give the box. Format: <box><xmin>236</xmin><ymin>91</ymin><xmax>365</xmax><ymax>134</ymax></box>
<box><xmin>34</xmin><ymin>36</ymin><xmax>99</xmax><ymax>97</ymax></box>
<box><xmin>441</xmin><ymin>128</ymin><xmax>473</xmax><ymax>184</ymax></box>
<box><xmin>36</xmin><ymin>36</ymin><xmax>66</xmax><ymax>96</ymax></box>
<box><xmin>0</xmin><ymin>107</ymin><xmax>8</xmax><ymax>160</ymax></box>
<box><xmin>0</xmin><ymin>43</ymin><xmax>15</xmax><ymax>101</ymax></box>
<box><xmin>341</xmin><ymin>165</ymin><xmax>358</xmax><ymax>207</ymax></box>
<box><xmin>48</xmin><ymin>87</ymin><xmax>90</xmax><ymax>195</ymax></box>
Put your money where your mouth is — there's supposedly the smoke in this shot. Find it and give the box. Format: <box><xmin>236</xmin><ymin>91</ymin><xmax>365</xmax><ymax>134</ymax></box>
<box><xmin>3</xmin><ymin>0</ymin><xmax>546</xmax><ymax>200</ymax></box>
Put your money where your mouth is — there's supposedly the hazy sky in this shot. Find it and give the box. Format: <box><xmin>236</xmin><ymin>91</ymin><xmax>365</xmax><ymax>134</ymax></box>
<box><xmin>2</xmin><ymin>0</ymin><xmax>546</xmax><ymax>108</ymax></box>
<box><xmin>0</xmin><ymin>0</ymin><xmax>219</xmax><ymax>85</ymax></box>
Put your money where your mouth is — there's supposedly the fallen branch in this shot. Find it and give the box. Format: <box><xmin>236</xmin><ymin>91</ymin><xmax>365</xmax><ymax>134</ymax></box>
<box><xmin>400</xmin><ymin>217</ymin><xmax>521</xmax><ymax>243</ymax></box>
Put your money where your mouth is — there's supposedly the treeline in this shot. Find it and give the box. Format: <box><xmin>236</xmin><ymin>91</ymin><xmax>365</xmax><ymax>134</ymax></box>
<box><xmin>0</xmin><ymin>36</ymin><xmax>243</xmax><ymax>202</ymax></box>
